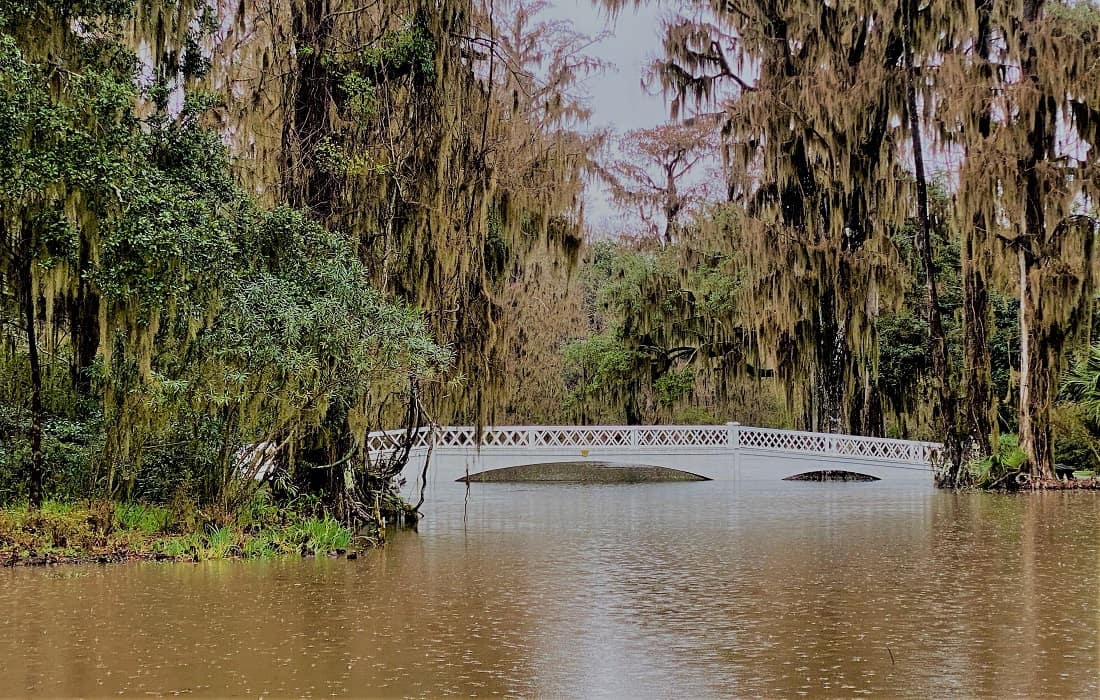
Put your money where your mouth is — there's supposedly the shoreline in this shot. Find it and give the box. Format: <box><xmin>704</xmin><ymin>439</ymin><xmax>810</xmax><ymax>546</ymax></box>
<box><xmin>2</xmin><ymin>546</ymin><xmax>364</xmax><ymax>568</ymax></box>
<box><xmin>3</xmin><ymin>545</ymin><xmax>365</xmax><ymax>567</ymax></box>
<box><xmin>0</xmin><ymin>501</ymin><xmax>377</xmax><ymax>569</ymax></box>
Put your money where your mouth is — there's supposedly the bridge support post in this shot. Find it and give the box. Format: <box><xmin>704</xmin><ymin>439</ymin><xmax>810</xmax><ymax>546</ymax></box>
<box><xmin>727</xmin><ymin>421</ymin><xmax>741</xmax><ymax>474</ymax></box>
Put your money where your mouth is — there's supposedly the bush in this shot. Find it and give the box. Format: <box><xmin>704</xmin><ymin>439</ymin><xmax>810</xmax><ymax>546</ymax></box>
<box><xmin>968</xmin><ymin>433</ymin><xmax>1026</xmax><ymax>487</ymax></box>
<box><xmin>1052</xmin><ymin>404</ymin><xmax>1100</xmax><ymax>473</ymax></box>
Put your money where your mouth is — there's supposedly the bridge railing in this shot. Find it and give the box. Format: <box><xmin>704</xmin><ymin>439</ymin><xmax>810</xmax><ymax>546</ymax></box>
<box><xmin>738</xmin><ymin>426</ymin><xmax>939</xmax><ymax>464</ymax></box>
<box><xmin>366</xmin><ymin>426</ymin><xmax>433</xmax><ymax>457</ymax></box>
<box><xmin>365</xmin><ymin>424</ymin><xmax>941</xmax><ymax>466</ymax></box>
<box><xmin>434</xmin><ymin>425</ymin><xmax>733</xmax><ymax>449</ymax></box>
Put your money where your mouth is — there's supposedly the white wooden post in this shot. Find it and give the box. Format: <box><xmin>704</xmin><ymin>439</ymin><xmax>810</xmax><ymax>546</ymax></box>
<box><xmin>727</xmin><ymin>422</ymin><xmax>741</xmax><ymax>473</ymax></box>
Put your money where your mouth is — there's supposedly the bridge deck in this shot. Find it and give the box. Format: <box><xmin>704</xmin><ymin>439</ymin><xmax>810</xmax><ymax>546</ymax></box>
<box><xmin>366</xmin><ymin>424</ymin><xmax>942</xmax><ymax>497</ymax></box>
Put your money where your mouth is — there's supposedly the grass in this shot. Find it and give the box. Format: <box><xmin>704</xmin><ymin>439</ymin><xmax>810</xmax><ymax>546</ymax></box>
<box><xmin>116</xmin><ymin>503</ymin><xmax>171</xmax><ymax>533</ymax></box>
<box><xmin>293</xmin><ymin>517</ymin><xmax>352</xmax><ymax>553</ymax></box>
<box><xmin>204</xmin><ymin>526</ymin><xmax>237</xmax><ymax>559</ymax></box>
<box><xmin>0</xmin><ymin>495</ymin><xmax>357</xmax><ymax>565</ymax></box>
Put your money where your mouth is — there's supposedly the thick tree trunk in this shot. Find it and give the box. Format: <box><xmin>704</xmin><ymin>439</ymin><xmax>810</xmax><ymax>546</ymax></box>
<box><xmin>285</xmin><ymin>2</ymin><xmax>338</xmax><ymax>218</ymax></box>
<box><xmin>1018</xmin><ymin>247</ymin><xmax>1056</xmax><ymax>480</ymax></box>
<box><xmin>1016</xmin><ymin>0</ymin><xmax>1057</xmax><ymax>481</ymax></box>
<box><xmin>815</xmin><ymin>289</ymin><xmax>845</xmax><ymax>433</ymax></box>
<box><xmin>624</xmin><ymin>389</ymin><xmax>641</xmax><ymax>426</ymax></box>
<box><xmin>962</xmin><ymin>215</ymin><xmax>994</xmax><ymax>457</ymax></box>
<box><xmin>851</xmin><ymin>368</ymin><xmax>884</xmax><ymax>437</ymax></box>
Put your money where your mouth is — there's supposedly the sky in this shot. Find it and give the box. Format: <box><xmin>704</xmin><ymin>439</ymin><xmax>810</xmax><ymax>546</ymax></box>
<box><xmin>538</xmin><ymin>0</ymin><xmax>672</xmax><ymax>231</ymax></box>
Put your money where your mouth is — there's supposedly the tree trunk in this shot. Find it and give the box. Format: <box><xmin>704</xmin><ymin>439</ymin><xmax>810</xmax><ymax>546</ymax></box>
<box><xmin>70</xmin><ymin>235</ymin><xmax>100</xmax><ymax>393</ymax></box>
<box><xmin>1018</xmin><ymin>247</ymin><xmax>1056</xmax><ymax>480</ymax></box>
<box><xmin>852</xmin><ymin>368</ymin><xmax>885</xmax><ymax>437</ymax></box>
<box><xmin>18</xmin><ymin>237</ymin><xmax>45</xmax><ymax>509</ymax></box>
<box><xmin>961</xmin><ymin>0</ymin><xmax>997</xmax><ymax>461</ymax></box>
<box><xmin>624</xmin><ymin>387</ymin><xmax>641</xmax><ymax>425</ymax></box>
<box><xmin>962</xmin><ymin>214</ymin><xmax>994</xmax><ymax>457</ymax></box>
<box><xmin>1017</xmin><ymin>0</ymin><xmax>1056</xmax><ymax>480</ymax></box>
<box><xmin>815</xmin><ymin>288</ymin><xmax>845</xmax><ymax>433</ymax></box>
<box><xmin>902</xmin><ymin>0</ymin><xmax>961</xmax><ymax>483</ymax></box>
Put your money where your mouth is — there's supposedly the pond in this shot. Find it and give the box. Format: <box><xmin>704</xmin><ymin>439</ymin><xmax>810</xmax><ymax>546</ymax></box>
<box><xmin>3</xmin><ymin>477</ymin><xmax>1099</xmax><ymax>696</ymax></box>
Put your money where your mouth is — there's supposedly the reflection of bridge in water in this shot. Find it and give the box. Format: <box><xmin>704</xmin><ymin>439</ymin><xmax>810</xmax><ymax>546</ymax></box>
<box><xmin>367</xmin><ymin>424</ymin><xmax>942</xmax><ymax>500</ymax></box>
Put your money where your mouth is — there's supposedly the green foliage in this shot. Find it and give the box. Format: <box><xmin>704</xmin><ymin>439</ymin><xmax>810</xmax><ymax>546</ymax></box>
<box><xmin>484</xmin><ymin>213</ymin><xmax>510</xmax><ymax>281</ymax></box>
<box><xmin>115</xmin><ymin>503</ymin><xmax>170</xmax><ymax>533</ymax></box>
<box><xmin>562</xmin><ymin>333</ymin><xmax>642</xmax><ymax>409</ymax></box>
<box><xmin>0</xmin><ymin>499</ymin><xmax>113</xmax><ymax>552</ymax></box>
<box><xmin>241</xmin><ymin>535</ymin><xmax>276</xmax><ymax>558</ymax></box>
<box><xmin>292</xmin><ymin>517</ymin><xmax>352</xmax><ymax>554</ymax></box>
<box><xmin>204</xmin><ymin>525</ymin><xmax>236</xmax><ymax>559</ymax></box>
<box><xmin>9</xmin><ymin>1</ymin><xmax>133</xmax><ymax>18</ymax></box>
<box><xmin>340</xmin><ymin>71</ymin><xmax>380</xmax><ymax>121</ymax></box>
<box><xmin>1048</xmin><ymin>0</ymin><xmax>1100</xmax><ymax>29</ymax></box>
<box><xmin>566</xmin><ymin>238</ymin><xmax>748</xmax><ymax>422</ymax></box>
<box><xmin>968</xmin><ymin>434</ymin><xmax>1027</xmax><ymax>486</ymax></box>
<box><xmin>876</xmin><ymin>312</ymin><xmax>930</xmax><ymax>415</ymax></box>
<box><xmin>989</xmin><ymin>295</ymin><xmax>1022</xmax><ymax>425</ymax></box>
<box><xmin>155</xmin><ymin>534</ymin><xmax>200</xmax><ymax>558</ymax></box>
<box><xmin>654</xmin><ymin>368</ymin><xmax>694</xmax><ymax>406</ymax></box>
<box><xmin>0</xmin><ymin>359</ymin><xmax>103</xmax><ymax>504</ymax></box>
<box><xmin>1055</xmin><ymin>349</ymin><xmax>1100</xmax><ymax>472</ymax></box>
<box><xmin>1051</xmin><ymin>404</ymin><xmax>1100</xmax><ymax>472</ymax></box>
<box><xmin>1061</xmin><ymin>344</ymin><xmax>1100</xmax><ymax>423</ymax></box>
<box><xmin>358</xmin><ymin>21</ymin><xmax>436</xmax><ymax>83</ymax></box>
<box><xmin>2</xmin><ymin>495</ymin><xmax>356</xmax><ymax>561</ymax></box>
<box><xmin>240</xmin><ymin>489</ymin><xmax>282</xmax><ymax>531</ymax></box>
<box><xmin>0</xmin><ymin>6</ymin><xmax>450</xmax><ymax>514</ymax></box>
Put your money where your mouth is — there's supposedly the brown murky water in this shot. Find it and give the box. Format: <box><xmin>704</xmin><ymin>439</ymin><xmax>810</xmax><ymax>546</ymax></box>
<box><xmin>3</xmin><ymin>479</ymin><xmax>1100</xmax><ymax>697</ymax></box>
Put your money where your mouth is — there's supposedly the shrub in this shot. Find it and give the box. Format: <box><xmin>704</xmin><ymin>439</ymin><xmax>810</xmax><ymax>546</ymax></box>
<box><xmin>968</xmin><ymin>433</ymin><xmax>1026</xmax><ymax>487</ymax></box>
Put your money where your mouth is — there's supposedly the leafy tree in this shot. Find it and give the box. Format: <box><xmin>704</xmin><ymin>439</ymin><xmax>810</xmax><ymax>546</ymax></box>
<box><xmin>932</xmin><ymin>0</ymin><xmax>1100</xmax><ymax>481</ymax></box>
<box><xmin>0</xmin><ymin>4</ymin><xmax>449</xmax><ymax>518</ymax></box>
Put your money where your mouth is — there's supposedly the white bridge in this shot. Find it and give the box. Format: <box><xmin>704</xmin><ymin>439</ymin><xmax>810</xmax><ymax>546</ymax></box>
<box><xmin>367</xmin><ymin>424</ymin><xmax>941</xmax><ymax>500</ymax></box>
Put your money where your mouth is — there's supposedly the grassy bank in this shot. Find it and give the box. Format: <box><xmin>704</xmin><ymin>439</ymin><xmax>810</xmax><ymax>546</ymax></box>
<box><xmin>0</xmin><ymin>498</ymin><xmax>363</xmax><ymax>567</ymax></box>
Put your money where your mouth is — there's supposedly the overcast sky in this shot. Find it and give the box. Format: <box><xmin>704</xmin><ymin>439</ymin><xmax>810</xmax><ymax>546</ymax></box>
<box><xmin>539</xmin><ymin>0</ymin><xmax>671</xmax><ymax>231</ymax></box>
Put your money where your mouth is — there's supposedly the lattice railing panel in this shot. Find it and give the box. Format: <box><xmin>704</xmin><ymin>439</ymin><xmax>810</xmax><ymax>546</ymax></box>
<box><xmin>740</xmin><ymin>427</ymin><xmax>935</xmax><ymax>463</ymax></box>
<box><xmin>531</xmin><ymin>428</ymin><xmax>633</xmax><ymax>447</ymax></box>
<box><xmin>437</xmin><ymin>428</ymin><xmax>477</xmax><ymax>448</ymax></box>
<box><xmin>636</xmin><ymin>427</ymin><xmax>726</xmax><ymax>447</ymax></box>
<box><xmin>366</xmin><ymin>427</ymin><xmax>432</xmax><ymax>454</ymax></box>
<box><xmin>481</xmin><ymin>429</ymin><xmax>529</xmax><ymax>447</ymax></box>
<box><xmin>740</xmin><ymin>430</ymin><xmax>829</xmax><ymax>453</ymax></box>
